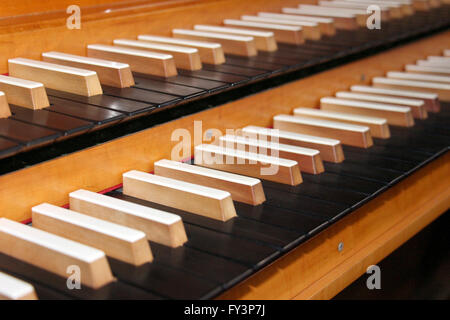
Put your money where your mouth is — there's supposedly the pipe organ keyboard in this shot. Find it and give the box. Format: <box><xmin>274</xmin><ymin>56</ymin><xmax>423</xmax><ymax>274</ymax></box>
<box><xmin>0</xmin><ymin>0</ymin><xmax>449</xmax><ymax>300</ymax></box>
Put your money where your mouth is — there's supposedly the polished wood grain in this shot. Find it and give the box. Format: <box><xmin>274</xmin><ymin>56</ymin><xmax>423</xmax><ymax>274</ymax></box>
<box><xmin>32</xmin><ymin>203</ymin><xmax>153</xmax><ymax>266</ymax></box>
<box><xmin>154</xmin><ymin>159</ymin><xmax>266</xmax><ymax>205</ymax></box>
<box><xmin>274</xmin><ymin>114</ymin><xmax>373</xmax><ymax>148</ymax></box>
<box><xmin>8</xmin><ymin>58</ymin><xmax>103</xmax><ymax>97</ymax></box>
<box><xmin>194</xmin><ymin>144</ymin><xmax>303</xmax><ymax>186</ymax></box>
<box><xmin>123</xmin><ymin>170</ymin><xmax>237</xmax><ymax>221</ymax></box>
<box><xmin>0</xmin><ymin>218</ymin><xmax>114</xmax><ymax>289</ymax></box>
<box><xmin>138</xmin><ymin>34</ymin><xmax>226</xmax><ymax>64</ymax></box>
<box><xmin>193</xmin><ymin>25</ymin><xmax>277</xmax><ymax>52</ymax></box>
<box><xmin>87</xmin><ymin>44</ymin><xmax>178</xmax><ymax>77</ymax></box>
<box><xmin>0</xmin><ymin>75</ymin><xmax>49</xmax><ymax>110</ymax></box>
<box><xmin>69</xmin><ymin>189</ymin><xmax>188</xmax><ymax>248</ymax></box>
<box><xmin>0</xmin><ymin>92</ymin><xmax>11</xmax><ymax>118</ymax></box>
<box><xmin>42</xmin><ymin>51</ymin><xmax>135</xmax><ymax>88</ymax></box>
<box><xmin>113</xmin><ymin>39</ymin><xmax>202</xmax><ymax>71</ymax></box>
<box><xmin>0</xmin><ymin>272</ymin><xmax>37</xmax><ymax>300</ymax></box>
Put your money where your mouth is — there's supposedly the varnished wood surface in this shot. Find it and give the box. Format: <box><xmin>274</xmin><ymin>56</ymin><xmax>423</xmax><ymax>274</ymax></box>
<box><xmin>0</xmin><ymin>30</ymin><xmax>448</xmax><ymax>227</ymax></box>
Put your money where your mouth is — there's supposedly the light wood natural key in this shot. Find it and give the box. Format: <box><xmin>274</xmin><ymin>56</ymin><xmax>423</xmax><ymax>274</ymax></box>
<box><xmin>240</xmin><ymin>15</ymin><xmax>321</xmax><ymax>40</ymax></box>
<box><xmin>335</xmin><ymin>91</ymin><xmax>427</xmax><ymax>119</ymax></box>
<box><xmin>194</xmin><ymin>143</ymin><xmax>303</xmax><ymax>186</ymax></box>
<box><xmin>218</xmin><ymin>134</ymin><xmax>325</xmax><ymax>174</ymax></box>
<box><xmin>0</xmin><ymin>272</ymin><xmax>37</xmax><ymax>300</ymax></box>
<box><xmin>138</xmin><ymin>35</ymin><xmax>225</xmax><ymax>65</ymax></box>
<box><xmin>193</xmin><ymin>25</ymin><xmax>277</xmax><ymax>52</ymax></box>
<box><xmin>416</xmin><ymin>59</ymin><xmax>450</xmax><ymax>68</ymax></box>
<box><xmin>405</xmin><ymin>65</ymin><xmax>450</xmax><ymax>77</ymax></box>
<box><xmin>172</xmin><ymin>29</ymin><xmax>257</xmax><ymax>57</ymax></box>
<box><xmin>87</xmin><ymin>44</ymin><xmax>177</xmax><ymax>78</ymax></box>
<box><xmin>318</xmin><ymin>1</ymin><xmax>393</xmax><ymax>20</ymax></box>
<box><xmin>42</xmin><ymin>51</ymin><xmax>134</xmax><ymax>88</ymax></box>
<box><xmin>113</xmin><ymin>39</ymin><xmax>202</xmax><ymax>71</ymax></box>
<box><xmin>344</xmin><ymin>0</ymin><xmax>415</xmax><ymax>16</ymax></box>
<box><xmin>241</xmin><ymin>125</ymin><xmax>344</xmax><ymax>163</ymax></box>
<box><xmin>372</xmin><ymin>77</ymin><xmax>450</xmax><ymax>102</ymax></box>
<box><xmin>123</xmin><ymin>170</ymin><xmax>237</xmax><ymax>222</ymax></box>
<box><xmin>8</xmin><ymin>58</ymin><xmax>102</xmax><ymax>97</ymax></box>
<box><xmin>154</xmin><ymin>159</ymin><xmax>266</xmax><ymax>205</ymax></box>
<box><xmin>223</xmin><ymin>19</ymin><xmax>305</xmax><ymax>45</ymax></box>
<box><xmin>32</xmin><ymin>203</ymin><xmax>153</xmax><ymax>266</ymax></box>
<box><xmin>387</xmin><ymin>71</ymin><xmax>450</xmax><ymax>84</ymax></box>
<box><xmin>258</xmin><ymin>12</ymin><xmax>336</xmax><ymax>36</ymax></box>
<box><xmin>298</xmin><ymin>4</ymin><xmax>369</xmax><ymax>24</ymax></box>
<box><xmin>0</xmin><ymin>218</ymin><xmax>114</xmax><ymax>289</ymax></box>
<box><xmin>0</xmin><ymin>75</ymin><xmax>49</xmax><ymax>109</ymax></box>
<box><xmin>69</xmin><ymin>189</ymin><xmax>187</xmax><ymax>248</ymax></box>
<box><xmin>273</xmin><ymin>114</ymin><xmax>373</xmax><ymax>148</ymax></box>
<box><xmin>293</xmin><ymin>107</ymin><xmax>391</xmax><ymax>138</ymax></box>
<box><xmin>350</xmin><ymin>85</ymin><xmax>440</xmax><ymax>112</ymax></box>
<box><xmin>320</xmin><ymin>97</ymin><xmax>414</xmax><ymax>127</ymax></box>
<box><xmin>0</xmin><ymin>91</ymin><xmax>11</xmax><ymax>118</ymax></box>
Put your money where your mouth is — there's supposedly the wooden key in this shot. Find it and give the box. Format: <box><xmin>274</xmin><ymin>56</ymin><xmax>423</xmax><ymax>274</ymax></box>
<box><xmin>0</xmin><ymin>272</ymin><xmax>37</xmax><ymax>300</ymax></box>
<box><xmin>32</xmin><ymin>203</ymin><xmax>153</xmax><ymax>266</ymax></box>
<box><xmin>138</xmin><ymin>35</ymin><xmax>225</xmax><ymax>65</ymax></box>
<box><xmin>298</xmin><ymin>4</ymin><xmax>369</xmax><ymax>24</ymax></box>
<box><xmin>318</xmin><ymin>1</ymin><xmax>393</xmax><ymax>20</ymax></box>
<box><xmin>123</xmin><ymin>170</ymin><xmax>237</xmax><ymax>222</ymax></box>
<box><xmin>258</xmin><ymin>12</ymin><xmax>336</xmax><ymax>36</ymax></box>
<box><xmin>0</xmin><ymin>91</ymin><xmax>11</xmax><ymax>118</ymax></box>
<box><xmin>218</xmin><ymin>134</ymin><xmax>324</xmax><ymax>174</ymax></box>
<box><xmin>240</xmin><ymin>15</ymin><xmax>321</xmax><ymax>40</ymax></box>
<box><xmin>8</xmin><ymin>58</ymin><xmax>102</xmax><ymax>97</ymax></box>
<box><xmin>405</xmin><ymin>64</ymin><xmax>450</xmax><ymax>77</ymax></box>
<box><xmin>154</xmin><ymin>159</ymin><xmax>266</xmax><ymax>205</ymax></box>
<box><xmin>69</xmin><ymin>189</ymin><xmax>187</xmax><ymax>248</ymax></box>
<box><xmin>87</xmin><ymin>44</ymin><xmax>177</xmax><ymax>78</ymax></box>
<box><xmin>320</xmin><ymin>97</ymin><xmax>414</xmax><ymax>127</ymax></box>
<box><xmin>0</xmin><ymin>218</ymin><xmax>114</xmax><ymax>289</ymax></box>
<box><xmin>282</xmin><ymin>7</ymin><xmax>360</xmax><ymax>30</ymax></box>
<box><xmin>194</xmin><ymin>144</ymin><xmax>302</xmax><ymax>186</ymax></box>
<box><xmin>427</xmin><ymin>56</ymin><xmax>450</xmax><ymax>64</ymax></box>
<box><xmin>273</xmin><ymin>114</ymin><xmax>373</xmax><ymax>148</ymax></box>
<box><xmin>387</xmin><ymin>71</ymin><xmax>450</xmax><ymax>84</ymax></box>
<box><xmin>193</xmin><ymin>25</ymin><xmax>277</xmax><ymax>52</ymax></box>
<box><xmin>444</xmin><ymin>49</ymin><xmax>450</xmax><ymax>57</ymax></box>
<box><xmin>350</xmin><ymin>85</ymin><xmax>440</xmax><ymax>112</ymax></box>
<box><xmin>42</xmin><ymin>51</ymin><xmax>134</xmax><ymax>88</ymax></box>
<box><xmin>339</xmin><ymin>0</ymin><xmax>409</xmax><ymax>17</ymax></box>
<box><xmin>223</xmin><ymin>19</ymin><xmax>304</xmax><ymax>45</ymax></box>
<box><xmin>241</xmin><ymin>125</ymin><xmax>344</xmax><ymax>163</ymax></box>
<box><xmin>416</xmin><ymin>59</ymin><xmax>450</xmax><ymax>68</ymax></box>
<box><xmin>335</xmin><ymin>91</ymin><xmax>428</xmax><ymax>119</ymax></box>
<box><xmin>0</xmin><ymin>75</ymin><xmax>49</xmax><ymax>110</ymax></box>
<box><xmin>172</xmin><ymin>29</ymin><xmax>257</xmax><ymax>57</ymax></box>
<box><xmin>372</xmin><ymin>77</ymin><xmax>450</xmax><ymax>102</ymax></box>
<box><xmin>113</xmin><ymin>39</ymin><xmax>202</xmax><ymax>71</ymax></box>
<box><xmin>293</xmin><ymin>107</ymin><xmax>390</xmax><ymax>139</ymax></box>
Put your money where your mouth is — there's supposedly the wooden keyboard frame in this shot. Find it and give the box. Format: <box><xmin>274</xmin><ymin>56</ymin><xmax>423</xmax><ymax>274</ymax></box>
<box><xmin>0</xmin><ymin>1</ymin><xmax>448</xmax><ymax>299</ymax></box>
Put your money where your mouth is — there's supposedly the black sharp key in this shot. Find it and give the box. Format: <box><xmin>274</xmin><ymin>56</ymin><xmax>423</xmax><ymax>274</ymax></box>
<box><xmin>184</xmin><ymin>223</ymin><xmax>279</xmax><ymax>268</ymax></box>
<box><xmin>344</xmin><ymin>144</ymin><xmax>430</xmax><ymax>164</ymax></box>
<box><xmin>233</xmin><ymin>201</ymin><xmax>328</xmax><ymax>236</ymax></box>
<box><xmin>0</xmin><ymin>118</ymin><xmax>60</xmax><ymax>147</ymax></box>
<box><xmin>0</xmin><ymin>252</ymin><xmax>160</xmax><ymax>300</ymax></box>
<box><xmin>48</xmin><ymin>96</ymin><xmax>124</xmax><ymax>125</ymax></box>
<box><xmin>343</xmin><ymin>150</ymin><xmax>418</xmax><ymax>173</ymax></box>
<box><xmin>202</xmin><ymin>63</ymin><xmax>269</xmax><ymax>78</ymax></box>
<box><xmin>261</xmin><ymin>179</ymin><xmax>368</xmax><ymax>206</ymax></box>
<box><xmin>0</xmin><ymin>136</ymin><xmax>21</xmax><ymax>159</ymax></box>
<box><xmin>133</xmin><ymin>76</ymin><xmax>206</xmax><ymax>98</ymax></box>
<box><xmin>102</xmin><ymin>86</ymin><xmax>181</xmax><ymax>107</ymax></box>
<box><xmin>46</xmin><ymin>89</ymin><xmax>154</xmax><ymax>117</ymax></box>
<box><xmin>109</xmin><ymin>192</ymin><xmax>299</xmax><ymax>250</ymax></box>
<box><xmin>135</xmin><ymin>73</ymin><xmax>229</xmax><ymax>92</ymax></box>
<box><xmin>324</xmin><ymin>161</ymin><xmax>403</xmax><ymax>184</ymax></box>
<box><xmin>109</xmin><ymin>258</ymin><xmax>221</xmax><ymax>299</ymax></box>
<box><xmin>149</xmin><ymin>243</ymin><xmax>252</xmax><ymax>289</ymax></box>
<box><xmin>375</xmin><ymin>131</ymin><xmax>449</xmax><ymax>153</ymax></box>
<box><xmin>263</xmin><ymin>185</ymin><xmax>350</xmax><ymax>220</ymax></box>
<box><xmin>302</xmin><ymin>172</ymin><xmax>386</xmax><ymax>195</ymax></box>
<box><xmin>244</xmin><ymin>52</ymin><xmax>306</xmax><ymax>66</ymax></box>
<box><xmin>178</xmin><ymin>69</ymin><xmax>249</xmax><ymax>85</ymax></box>
<box><xmin>224</xmin><ymin>56</ymin><xmax>286</xmax><ymax>72</ymax></box>
<box><xmin>10</xmin><ymin>105</ymin><xmax>93</xmax><ymax>136</ymax></box>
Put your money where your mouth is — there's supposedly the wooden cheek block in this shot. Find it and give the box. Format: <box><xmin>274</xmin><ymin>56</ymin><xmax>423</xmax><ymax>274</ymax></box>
<box><xmin>0</xmin><ymin>218</ymin><xmax>114</xmax><ymax>289</ymax></box>
<box><xmin>123</xmin><ymin>170</ymin><xmax>237</xmax><ymax>222</ymax></box>
<box><xmin>154</xmin><ymin>159</ymin><xmax>266</xmax><ymax>205</ymax></box>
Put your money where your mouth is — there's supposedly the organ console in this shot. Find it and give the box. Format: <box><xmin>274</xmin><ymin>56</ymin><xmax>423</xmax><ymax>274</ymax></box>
<box><xmin>0</xmin><ymin>0</ymin><xmax>448</xmax><ymax>300</ymax></box>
